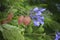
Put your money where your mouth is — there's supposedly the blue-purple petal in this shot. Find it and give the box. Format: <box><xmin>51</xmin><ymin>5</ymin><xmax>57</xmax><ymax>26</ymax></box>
<box><xmin>39</xmin><ymin>8</ymin><xmax>46</xmax><ymax>12</ymax></box>
<box><xmin>33</xmin><ymin>20</ymin><xmax>40</xmax><ymax>26</ymax></box>
<box><xmin>33</xmin><ymin>7</ymin><xmax>38</xmax><ymax>11</ymax></box>
<box><xmin>55</xmin><ymin>32</ymin><xmax>60</xmax><ymax>40</ymax></box>
<box><xmin>55</xmin><ymin>38</ymin><xmax>58</xmax><ymax>40</ymax></box>
<box><xmin>40</xmin><ymin>21</ymin><xmax>44</xmax><ymax>25</ymax></box>
<box><xmin>33</xmin><ymin>7</ymin><xmax>39</xmax><ymax>12</ymax></box>
<box><xmin>30</xmin><ymin>7</ymin><xmax>45</xmax><ymax>26</ymax></box>
<box><xmin>36</xmin><ymin>11</ymin><xmax>42</xmax><ymax>15</ymax></box>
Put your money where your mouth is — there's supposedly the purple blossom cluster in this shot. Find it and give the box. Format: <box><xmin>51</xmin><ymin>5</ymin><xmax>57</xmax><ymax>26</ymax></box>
<box><xmin>55</xmin><ymin>32</ymin><xmax>60</xmax><ymax>40</ymax></box>
<box><xmin>30</xmin><ymin>7</ymin><xmax>46</xmax><ymax>26</ymax></box>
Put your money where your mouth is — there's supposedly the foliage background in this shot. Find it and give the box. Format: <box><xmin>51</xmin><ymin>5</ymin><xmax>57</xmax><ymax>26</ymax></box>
<box><xmin>0</xmin><ymin>0</ymin><xmax>60</xmax><ymax>40</ymax></box>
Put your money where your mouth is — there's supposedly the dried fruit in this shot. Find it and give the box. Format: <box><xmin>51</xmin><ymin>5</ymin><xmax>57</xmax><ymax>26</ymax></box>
<box><xmin>23</xmin><ymin>16</ymin><xmax>31</xmax><ymax>25</ymax></box>
<box><xmin>18</xmin><ymin>15</ymin><xmax>24</xmax><ymax>25</ymax></box>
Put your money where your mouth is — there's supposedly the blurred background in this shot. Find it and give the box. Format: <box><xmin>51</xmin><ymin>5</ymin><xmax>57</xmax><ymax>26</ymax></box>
<box><xmin>0</xmin><ymin>0</ymin><xmax>60</xmax><ymax>40</ymax></box>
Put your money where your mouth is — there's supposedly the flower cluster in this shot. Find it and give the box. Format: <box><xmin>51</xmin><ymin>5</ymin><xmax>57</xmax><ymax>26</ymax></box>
<box><xmin>55</xmin><ymin>32</ymin><xmax>60</xmax><ymax>40</ymax></box>
<box><xmin>30</xmin><ymin>7</ymin><xmax>46</xmax><ymax>26</ymax></box>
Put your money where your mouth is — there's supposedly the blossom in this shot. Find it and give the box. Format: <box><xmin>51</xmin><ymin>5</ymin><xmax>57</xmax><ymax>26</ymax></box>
<box><xmin>39</xmin><ymin>8</ymin><xmax>46</xmax><ymax>12</ymax></box>
<box><xmin>32</xmin><ymin>15</ymin><xmax>44</xmax><ymax>26</ymax></box>
<box><xmin>33</xmin><ymin>7</ymin><xmax>46</xmax><ymax>15</ymax></box>
<box><xmin>36</xmin><ymin>11</ymin><xmax>42</xmax><ymax>15</ymax></box>
<box><xmin>55</xmin><ymin>32</ymin><xmax>60</xmax><ymax>40</ymax></box>
<box><xmin>30</xmin><ymin>7</ymin><xmax>46</xmax><ymax>26</ymax></box>
<box><xmin>33</xmin><ymin>7</ymin><xmax>46</xmax><ymax>13</ymax></box>
<box><xmin>33</xmin><ymin>7</ymin><xmax>39</xmax><ymax>12</ymax></box>
<box><xmin>33</xmin><ymin>20</ymin><xmax>40</xmax><ymax>26</ymax></box>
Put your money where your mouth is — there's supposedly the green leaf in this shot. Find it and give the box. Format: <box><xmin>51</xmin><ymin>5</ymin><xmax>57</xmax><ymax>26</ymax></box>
<box><xmin>2</xmin><ymin>24</ymin><xmax>25</xmax><ymax>40</ymax></box>
<box><xmin>25</xmin><ymin>26</ymin><xmax>33</xmax><ymax>34</ymax></box>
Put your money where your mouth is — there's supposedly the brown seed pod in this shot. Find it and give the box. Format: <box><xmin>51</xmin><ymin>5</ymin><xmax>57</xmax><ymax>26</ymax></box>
<box><xmin>23</xmin><ymin>16</ymin><xmax>31</xmax><ymax>26</ymax></box>
<box><xmin>7</xmin><ymin>12</ymin><xmax>13</xmax><ymax>22</ymax></box>
<box><xmin>18</xmin><ymin>15</ymin><xmax>24</xmax><ymax>25</ymax></box>
<box><xmin>1</xmin><ymin>12</ymin><xmax>13</xmax><ymax>24</ymax></box>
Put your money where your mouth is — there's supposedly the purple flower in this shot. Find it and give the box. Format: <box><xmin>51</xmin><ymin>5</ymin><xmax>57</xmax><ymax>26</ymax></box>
<box><xmin>39</xmin><ymin>8</ymin><xmax>46</xmax><ymax>12</ymax></box>
<box><xmin>36</xmin><ymin>11</ymin><xmax>42</xmax><ymax>15</ymax></box>
<box><xmin>55</xmin><ymin>32</ymin><xmax>60</xmax><ymax>40</ymax></box>
<box><xmin>33</xmin><ymin>7</ymin><xmax>46</xmax><ymax>12</ymax></box>
<box><xmin>31</xmin><ymin>15</ymin><xmax>44</xmax><ymax>26</ymax></box>
<box><xmin>33</xmin><ymin>20</ymin><xmax>40</xmax><ymax>26</ymax></box>
<box><xmin>30</xmin><ymin>7</ymin><xmax>46</xmax><ymax>26</ymax></box>
<box><xmin>33</xmin><ymin>7</ymin><xmax>46</xmax><ymax>16</ymax></box>
<box><xmin>33</xmin><ymin>7</ymin><xmax>39</xmax><ymax>12</ymax></box>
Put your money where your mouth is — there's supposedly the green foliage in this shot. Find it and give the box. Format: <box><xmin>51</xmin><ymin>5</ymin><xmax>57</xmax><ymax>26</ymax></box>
<box><xmin>0</xmin><ymin>0</ymin><xmax>60</xmax><ymax>40</ymax></box>
<box><xmin>25</xmin><ymin>26</ymin><xmax>33</xmax><ymax>34</ymax></box>
<box><xmin>1</xmin><ymin>24</ymin><xmax>25</xmax><ymax>40</ymax></box>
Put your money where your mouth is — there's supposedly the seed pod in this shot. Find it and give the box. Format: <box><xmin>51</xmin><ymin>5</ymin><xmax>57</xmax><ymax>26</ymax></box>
<box><xmin>18</xmin><ymin>15</ymin><xmax>24</xmax><ymax>25</ymax></box>
<box><xmin>23</xmin><ymin>16</ymin><xmax>31</xmax><ymax>26</ymax></box>
<box><xmin>7</xmin><ymin>12</ymin><xmax>13</xmax><ymax>22</ymax></box>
